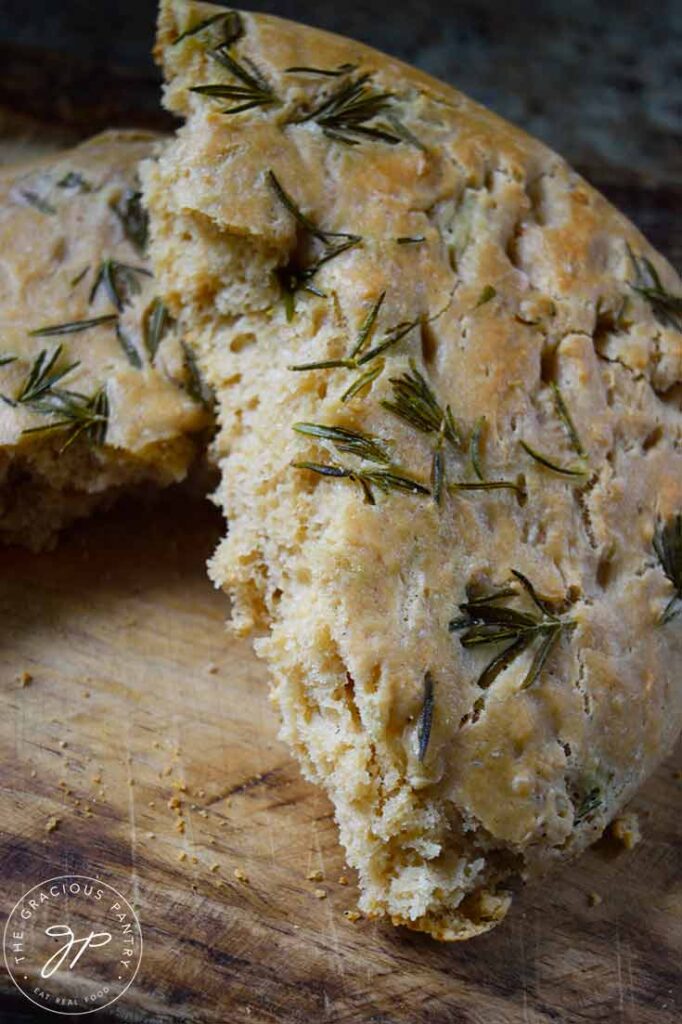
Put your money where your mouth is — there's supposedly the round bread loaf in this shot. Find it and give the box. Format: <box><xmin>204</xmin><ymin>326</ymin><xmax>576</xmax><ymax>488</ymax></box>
<box><xmin>143</xmin><ymin>2</ymin><xmax>682</xmax><ymax>939</ymax></box>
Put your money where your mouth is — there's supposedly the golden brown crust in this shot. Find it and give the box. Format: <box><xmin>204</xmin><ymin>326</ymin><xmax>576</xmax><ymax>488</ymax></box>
<box><xmin>0</xmin><ymin>130</ymin><xmax>209</xmax><ymax>548</ymax></box>
<box><xmin>144</xmin><ymin>3</ymin><xmax>682</xmax><ymax>939</ymax></box>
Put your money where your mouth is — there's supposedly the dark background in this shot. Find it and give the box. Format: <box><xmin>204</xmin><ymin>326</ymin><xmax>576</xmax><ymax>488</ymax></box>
<box><xmin>1</xmin><ymin>0</ymin><xmax>681</xmax><ymax>184</ymax></box>
<box><xmin>1</xmin><ymin>0</ymin><xmax>680</xmax><ymax>267</ymax></box>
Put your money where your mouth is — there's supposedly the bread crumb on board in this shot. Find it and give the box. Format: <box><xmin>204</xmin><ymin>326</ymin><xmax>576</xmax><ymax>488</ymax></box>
<box><xmin>587</xmin><ymin>891</ymin><xmax>603</xmax><ymax>907</ymax></box>
<box><xmin>45</xmin><ymin>816</ymin><xmax>61</xmax><ymax>834</ymax></box>
<box><xmin>234</xmin><ymin>867</ymin><xmax>249</xmax><ymax>884</ymax></box>
<box><xmin>313</xmin><ymin>889</ymin><xmax>327</xmax><ymax>900</ymax></box>
<box><xmin>18</xmin><ymin>671</ymin><xmax>33</xmax><ymax>687</ymax></box>
<box><xmin>306</xmin><ymin>869</ymin><xmax>323</xmax><ymax>882</ymax></box>
<box><xmin>343</xmin><ymin>910</ymin><xmax>362</xmax><ymax>923</ymax></box>
<box><xmin>609</xmin><ymin>813</ymin><xmax>642</xmax><ymax>850</ymax></box>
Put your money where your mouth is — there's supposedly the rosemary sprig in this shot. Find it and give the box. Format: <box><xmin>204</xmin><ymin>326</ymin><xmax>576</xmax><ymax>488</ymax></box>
<box><xmin>573</xmin><ymin>785</ymin><xmax>602</xmax><ymax>824</ymax></box>
<box><xmin>293</xmin><ymin>72</ymin><xmax>401</xmax><ymax>146</ymax></box>
<box><xmin>293</xmin><ymin>422</ymin><xmax>390</xmax><ymax>464</ymax></box>
<box><xmin>381</xmin><ymin>359</ymin><xmax>459</xmax><ymax>503</ymax></box>
<box><xmin>285</xmin><ymin>63</ymin><xmax>357</xmax><ymax>77</ymax></box>
<box><xmin>653</xmin><ymin>513</ymin><xmax>682</xmax><ymax>624</ymax></box>
<box><xmin>450</xmin><ymin>570</ymin><xmax>571</xmax><ymax>691</ymax></box>
<box><xmin>628</xmin><ymin>244</ymin><xmax>682</xmax><ymax>331</ymax></box>
<box><xmin>22</xmin><ymin>387</ymin><xmax>109</xmax><ymax>451</ymax></box>
<box><xmin>0</xmin><ymin>346</ymin><xmax>108</xmax><ymax>449</ymax></box>
<box><xmin>381</xmin><ymin>360</ymin><xmax>458</xmax><ymax>446</ymax></box>
<box><xmin>293</xmin><ymin>460</ymin><xmax>429</xmax><ymax>505</ymax></box>
<box><xmin>112</xmin><ymin>189</ymin><xmax>149</xmax><ymax>254</ymax></box>
<box><xmin>268</xmin><ymin>170</ymin><xmax>361</xmax><ymax>318</ymax></box>
<box><xmin>89</xmin><ymin>260</ymin><xmax>151</xmax><ymax>311</ymax></box>
<box><xmin>29</xmin><ymin>315</ymin><xmax>118</xmax><ymax>338</ymax></box>
<box><xmin>143</xmin><ymin>298</ymin><xmax>171</xmax><ymax>360</ymax></box>
<box><xmin>173</xmin><ymin>9</ymin><xmax>242</xmax><ymax>46</ymax></box>
<box><xmin>417</xmin><ymin>673</ymin><xmax>435</xmax><ymax>762</ymax></box>
<box><xmin>115</xmin><ymin>324</ymin><xmax>142</xmax><ymax>369</ymax></box>
<box><xmin>290</xmin><ymin>292</ymin><xmax>414</xmax><ymax>397</ymax></box>
<box><xmin>520</xmin><ymin>439</ymin><xmax>588</xmax><ymax>478</ymax></box>
<box><xmin>191</xmin><ymin>44</ymin><xmax>277</xmax><ymax>115</ymax></box>
<box><xmin>551</xmin><ymin>382</ymin><xmax>585</xmax><ymax>457</ymax></box>
<box><xmin>1</xmin><ymin>346</ymin><xmax>78</xmax><ymax>407</ymax></box>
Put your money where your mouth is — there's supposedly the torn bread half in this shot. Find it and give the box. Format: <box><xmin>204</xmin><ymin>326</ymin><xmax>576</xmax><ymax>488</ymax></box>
<box><xmin>143</xmin><ymin>2</ymin><xmax>682</xmax><ymax>939</ymax></box>
<box><xmin>0</xmin><ymin>130</ymin><xmax>210</xmax><ymax>549</ymax></box>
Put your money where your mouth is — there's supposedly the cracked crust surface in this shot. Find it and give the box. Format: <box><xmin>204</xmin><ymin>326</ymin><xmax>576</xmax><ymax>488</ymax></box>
<box><xmin>0</xmin><ymin>130</ymin><xmax>209</xmax><ymax>549</ymax></box>
<box><xmin>144</xmin><ymin>2</ymin><xmax>682</xmax><ymax>939</ymax></box>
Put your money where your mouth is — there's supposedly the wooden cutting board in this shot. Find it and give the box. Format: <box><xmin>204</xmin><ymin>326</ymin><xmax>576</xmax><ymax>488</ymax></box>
<box><xmin>0</xmin><ymin>117</ymin><xmax>680</xmax><ymax>1024</ymax></box>
<box><xmin>1</xmin><ymin>487</ymin><xmax>680</xmax><ymax>1024</ymax></box>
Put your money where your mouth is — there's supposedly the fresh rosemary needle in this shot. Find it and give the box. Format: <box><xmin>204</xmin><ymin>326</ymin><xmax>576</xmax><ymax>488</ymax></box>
<box><xmin>143</xmin><ymin>298</ymin><xmax>171</xmax><ymax>360</ymax></box>
<box><xmin>286</xmin><ymin>63</ymin><xmax>358</xmax><ymax>77</ymax></box>
<box><xmin>1</xmin><ymin>346</ymin><xmax>78</xmax><ymax>406</ymax></box>
<box><xmin>293</xmin><ymin>460</ymin><xmax>429</xmax><ymax>505</ymax></box>
<box><xmin>115</xmin><ymin>324</ymin><xmax>142</xmax><ymax>369</ymax></box>
<box><xmin>417</xmin><ymin>673</ymin><xmax>435</xmax><ymax>762</ymax></box>
<box><xmin>339</xmin><ymin>361</ymin><xmax>384</xmax><ymax>403</ymax></box>
<box><xmin>70</xmin><ymin>265</ymin><xmax>91</xmax><ymax>289</ymax></box>
<box><xmin>573</xmin><ymin>785</ymin><xmax>602</xmax><ymax>824</ymax></box>
<box><xmin>474</xmin><ymin>285</ymin><xmax>496</xmax><ymax>308</ymax></box>
<box><xmin>450</xmin><ymin>570</ymin><xmax>572</xmax><ymax>691</ymax></box>
<box><xmin>520</xmin><ymin>439</ymin><xmax>588</xmax><ymax>478</ymax></box>
<box><xmin>181</xmin><ymin>341</ymin><xmax>213</xmax><ymax>409</ymax></box>
<box><xmin>112</xmin><ymin>189</ymin><xmax>149</xmax><ymax>254</ymax></box>
<box><xmin>30</xmin><ymin>315</ymin><xmax>118</xmax><ymax>338</ymax></box>
<box><xmin>0</xmin><ymin>356</ymin><xmax>17</xmax><ymax>368</ymax></box>
<box><xmin>191</xmin><ymin>43</ymin><xmax>278</xmax><ymax>115</ymax></box>
<box><xmin>173</xmin><ymin>9</ymin><xmax>242</xmax><ymax>46</ymax></box>
<box><xmin>450</xmin><ymin>415</ymin><xmax>524</xmax><ymax>498</ymax></box>
<box><xmin>470</xmin><ymin>416</ymin><xmax>486</xmax><ymax>480</ymax></box>
<box><xmin>89</xmin><ymin>259</ymin><xmax>151</xmax><ymax>311</ymax></box>
<box><xmin>22</xmin><ymin>387</ymin><xmax>109</xmax><ymax>451</ymax></box>
<box><xmin>653</xmin><ymin>513</ymin><xmax>682</xmax><ymax>624</ymax></box>
<box><xmin>551</xmin><ymin>382</ymin><xmax>585</xmax><ymax>457</ymax></box>
<box><xmin>292</xmin><ymin>72</ymin><xmax>401</xmax><ymax>146</ymax></box>
<box><xmin>293</xmin><ymin>422</ymin><xmax>391</xmax><ymax>463</ymax></box>
<box><xmin>628</xmin><ymin>244</ymin><xmax>682</xmax><ymax>331</ymax></box>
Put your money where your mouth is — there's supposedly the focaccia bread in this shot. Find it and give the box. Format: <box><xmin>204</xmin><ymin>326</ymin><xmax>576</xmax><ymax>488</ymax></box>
<box><xmin>0</xmin><ymin>130</ymin><xmax>210</xmax><ymax>549</ymax></box>
<box><xmin>143</xmin><ymin>2</ymin><xmax>682</xmax><ymax>939</ymax></box>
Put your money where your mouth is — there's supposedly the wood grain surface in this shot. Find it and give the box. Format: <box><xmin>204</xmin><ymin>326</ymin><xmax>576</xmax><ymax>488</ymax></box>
<box><xmin>1</xmin><ymin>488</ymin><xmax>680</xmax><ymax>1024</ymax></box>
<box><xmin>0</xmin><ymin>109</ymin><xmax>681</xmax><ymax>1023</ymax></box>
